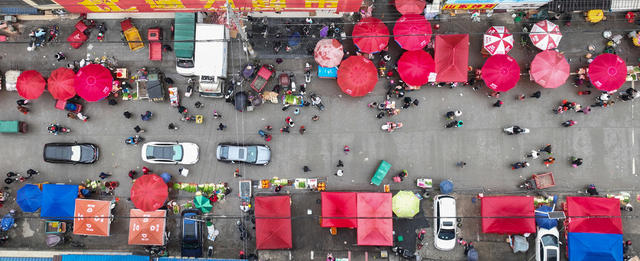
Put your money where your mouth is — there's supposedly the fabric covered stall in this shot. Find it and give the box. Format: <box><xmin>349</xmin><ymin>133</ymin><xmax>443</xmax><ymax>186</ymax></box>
<box><xmin>255</xmin><ymin>195</ymin><xmax>292</xmax><ymax>250</ymax></box>
<box><xmin>128</xmin><ymin>209</ymin><xmax>166</xmax><ymax>245</ymax></box>
<box><xmin>565</xmin><ymin>197</ymin><xmax>623</xmax><ymax>261</ymax></box>
<box><xmin>356</xmin><ymin>193</ymin><xmax>392</xmax><ymax>246</ymax></box>
<box><xmin>481</xmin><ymin>196</ymin><xmax>535</xmax><ymax>234</ymax></box>
<box><xmin>41</xmin><ymin>184</ymin><xmax>78</xmax><ymax>220</ymax></box>
<box><xmin>321</xmin><ymin>192</ymin><xmax>357</xmax><ymax>228</ymax></box>
<box><xmin>434</xmin><ymin>34</ymin><xmax>469</xmax><ymax>83</ymax></box>
<box><xmin>73</xmin><ymin>199</ymin><xmax>112</xmax><ymax>236</ymax></box>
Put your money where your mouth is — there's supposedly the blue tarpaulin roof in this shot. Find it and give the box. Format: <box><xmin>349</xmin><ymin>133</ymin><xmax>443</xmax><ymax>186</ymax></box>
<box><xmin>535</xmin><ymin>205</ymin><xmax>557</xmax><ymax>229</ymax></box>
<box><xmin>568</xmin><ymin>232</ymin><xmax>623</xmax><ymax>261</ymax></box>
<box><xmin>156</xmin><ymin>258</ymin><xmax>247</xmax><ymax>261</ymax></box>
<box><xmin>41</xmin><ymin>184</ymin><xmax>78</xmax><ymax>220</ymax></box>
<box><xmin>0</xmin><ymin>258</ymin><xmax>52</xmax><ymax>261</ymax></box>
<box><xmin>61</xmin><ymin>255</ymin><xmax>149</xmax><ymax>261</ymax></box>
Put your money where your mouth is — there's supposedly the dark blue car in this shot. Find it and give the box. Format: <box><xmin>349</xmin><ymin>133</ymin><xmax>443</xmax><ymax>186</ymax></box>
<box><xmin>181</xmin><ymin>209</ymin><xmax>203</xmax><ymax>257</ymax></box>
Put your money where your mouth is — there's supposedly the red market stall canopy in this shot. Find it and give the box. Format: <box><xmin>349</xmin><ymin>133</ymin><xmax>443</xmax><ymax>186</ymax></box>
<box><xmin>255</xmin><ymin>195</ymin><xmax>292</xmax><ymax>250</ymax></box>
<box><xmin>394</xmin><ymin>0</ymin><xmax>426</xmax><ymax>15</ymax></box>
<box><xmin>481</xmin><ymin>196</ymin><xmax>535</xmax><ymax>234</ymax></box>
<box><xmin>321</xmin><ymin>192</ymin><xmax>357</xmax><ymax>228</ymax></box>
<box><xmin>393</xmin><ymin>14</ymin><xmax>431</xmax><ymax>51</ymax></box>
<box><xmin>74</xmin><ymin>64</ymin><xmax>113</xmax><ymax>102</ymax></box>
<box><xmin>357</xmin><ymin>193</ymin><xmax>392</xmax><ymax>246</ymax></box>
<box><xmin>337</xmin><ymin>56</ymin><xmax>378</xmax><ymax>97</ymax></box>
<box><xmin>434</xmin><ymin>34</ymin><xmax>469</xmax><ymax>83</ymax></box>
<box><xmin>482</xmin><ymin>54</ymin><xmax>520</xmax><ymax>92</ymax></box>
<box><xmin>530</xmin><ymin>50</ymin><xmax>570</xmax><ymax>89</ymax></box>
<box><xmin>314</xmin><ymin>39</ymin><xmax>344</xmax><ymax>68</ymax></box>
<box><xmin>73</xmin><ymin>199</ymin><xmax>112</xmax><ymax>236</ymax></box>
<box><xmin>352</xmin><ymin>17</ymin><xmax>389</xmax><ymax>54</ymax></box>
<box><xmin>565</xmin><ymin>197</ymin><xmax>623</xmax><ymax>234</ymax></box>
<box><xmin>128</xmin><ymin>209</ymin><xmax>166</xmax><ymax>245</ymax></box>
<box><xmin>397</xmin><ymin>50</ymin><xmax>435</xmax><ymax>86</ymax></box>
<box><xmin>48</xmin><ymin>67</ymin><xmax>76</xmax><ymax>100</ymax></box>
<box><xmin>130</xmin><ymin>174</ymin><xmax>168</xmax><ymax>212</ymax></box>
<box><xmin>16</xmin><ymin>70</ymin><xmax>46</xmax><ymax>100</ymax></box>
<box><xmin>588</xmin><ymin>53</ymin><xmax>627</xmax><ymax>92</ymax></box>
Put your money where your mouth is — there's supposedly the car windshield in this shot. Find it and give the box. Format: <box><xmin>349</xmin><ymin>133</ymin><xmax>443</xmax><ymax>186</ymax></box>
<box><xmin>70</xmin><ymin>146</ymin><xmax>81</xmax><ymax>162</ymax></box>
<box><xmin>147</xmin><ymin>145</ymin><xmax>183</xmax><ymax>161</ymax></box>
<box><xmin>546</xmin><ymin>249</ymin><xmax>558</xmax><ymax>261</ymax></box>
<box><xmin>219</xmin><ymin>146</ymin><xmax>229</xmax><ymax>159</ymax></box>
<box><xmin>183</xmin><ymin>213</ymin><xmax>198</xmax><ymax>241</ymax></box>
<box><xmin>173</xmin><ymin>145</ymin><xmax>183</xmax><ymax>161</ymax></box>
<box><xmin>442</xmin><ymin>221</ymin><xmax>454</xmax><ymax>227</ymax></box>
<box><xmin>177</xmin><ymin>59</ymin><xmax>194</xmax><ymax>68</ymax></box>
<box><xmin>246</xmin><ymin>146</ymin><xmax>257</xmax><ymax>163</ymax></box>
<box><xmin>541</xmin><ymin>235</ymin><xmax>558</xmax><ymax>246</ymax></box>
<box><xmin>438</xmin><ymin>229</ymin><xmax>455</xmax><ymax>240</ymax></box>
<box><xmin>79</xmin><ymin>146</ymin><xmax>94</xmax><ymax>162</ymax></box>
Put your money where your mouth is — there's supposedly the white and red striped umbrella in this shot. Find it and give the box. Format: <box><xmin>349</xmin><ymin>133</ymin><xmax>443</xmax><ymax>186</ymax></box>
<box><xmin>529</xmin><ymin>20</ymin><xmax>562</xmax><ymax>50</ymax></box>
<box><xmin>483</xmin><ymin>26</ymin><xmax>514</xmax><ymax>55</ymax></box>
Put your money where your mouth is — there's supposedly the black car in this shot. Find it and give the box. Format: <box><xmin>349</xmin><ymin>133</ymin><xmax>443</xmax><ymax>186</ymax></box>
<box><xmin>43</xmin><ymin>143</ymin><xmax>99</xmax><ymax>164</ymax></box>
<box><xmin>181</xmin><ymin>209</ymin><xmax>203</xmax><ymax>257</ymax></box>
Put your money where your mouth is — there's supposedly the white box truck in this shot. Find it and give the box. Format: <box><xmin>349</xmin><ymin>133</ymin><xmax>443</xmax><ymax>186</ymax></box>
<box><xmin>194</xmin><ymin>23</ymin><xmax>227</xmax><ymax>98</ymax></box>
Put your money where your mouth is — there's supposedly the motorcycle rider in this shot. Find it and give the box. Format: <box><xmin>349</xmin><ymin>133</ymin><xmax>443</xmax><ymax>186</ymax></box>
<box><xmin>504</xmin><ymin>125</ymin><xmax>528</xmax><ymax>134</ymax></box>
<box><xmin>54</xmin><ymin>52</ymin><xmax>65</xmax><ymax>61</ymax></box>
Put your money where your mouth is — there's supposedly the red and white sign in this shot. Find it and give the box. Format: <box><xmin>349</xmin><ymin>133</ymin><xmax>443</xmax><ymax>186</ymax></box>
<box><xmin>529</xmin><ymin>20</ymin><xmax>562</xmax><ymax>50</ymax></box>
<box><xmin>483</xmin><ymin>26</ymin><xmax>514</xmax><ymax>55</ymax></box>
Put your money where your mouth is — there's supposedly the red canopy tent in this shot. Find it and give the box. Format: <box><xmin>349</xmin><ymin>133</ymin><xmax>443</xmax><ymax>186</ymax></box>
<box><xmin>394</xmin><ymin>0</ymin><xmax>426</xmax><ymax>15</ymax></box>
<box><xmin>16</xmin><ymin>70</ymin><xmax>46</xmax><ymax>100</ymax></box>
<box><xmin>321</xmin><ymin>192</ymin><xmax>357</xmax><ymax>228</ymax></box>
<box><xmin>481</xmin><ymin>196</ymin><xmax>535</xmax><ymax>234</ymax></box>
<box><xmin>48</xmin><ymin>67</ymin><xmax>76</xmax><ymax>100</ymax></box>
<box><xmin>352</xmin><ymin>17</ymin><xmax>389</xmax><ymax>54</ymax></box>
<box><xmin>397</xmin><ymin>50</ymin><xmax>435</xmax><ymax>86</ymax></box>
<box><xmin>588</xmin><ymin>53</ymin><xmax>627</xmax><ymax>92</ymax></box>
<box><xmin>530</xmin><ymin>50</ymin><xmax>570</xmax><ymax>89</ymax></box>
<box><xmin>393</xmin><ymin>14</ymin><xmax>431</xmax><ymax>51</ymax></box>
<box><xmin>255</xmin><ymin>196</ymin><xmax>292</xmax><ymax>250</ymax></box>
<box><xmin>337</xmin><ymin>56</ymin><xmax>378</xmax><ymax>97</ymax></box>
<box><xmin>435</xmin><ymin>34</ymin><xmax>469</xmax><ymax>82</ymax></box>
<box><xmin>565</xmin><ymin>197</ymin><xmax>623</xmax><ymax>234</ymax></box>
<box><xmin>357</xmin><ymin>193</ymin><xmax>392</xmax><ymax>246</ymax></box>
<box><xmin>482</xmin><ymin>54</ymin><xmax>520</xmax><ymax>92</ymax></box>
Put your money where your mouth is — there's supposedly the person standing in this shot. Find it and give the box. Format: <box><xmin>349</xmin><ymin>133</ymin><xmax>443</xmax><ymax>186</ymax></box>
<box><xmin>217</xmin><ymin>123</ymin><xmax>226</xmax><ymax>131</ymax></box>
<box><xmin>530</xmin><ymin>91</ymin><xmax>541</xmax><ymax>99</ymax></box>
<box><xmin>335</xmin><ymin>169</ymin><xmax>344</xmax><ymax>177</ymax></box>
<box><xmin>571</xmin><ymin>157</ymin><xmax>583</xmax><ymax>168</ymax></box>
<box><xmin>233</xmin><ymin>168</ymin><xmax>241</xmax><ymax>178</ymax></box>
<box><xmin>337</xmin><ymin>160</ymin><xmax>344</xmax><ymax>167</ymax></box>
<box><xmin>544</xmin><ymin>157</ymin><xmax>556</xmax><ymax>167</ymax></box>
<box><xmin>343</xmin><ymin>145</ymin><xmax>350</xmax><ymax>154</ymax></box>
<box><xmin>493</xmin><ymin>100</ymin><xmax>503</xmax><ymax>107</ymax></box>
<box><xmin>303</xmin><ymin>166</ymin><xmax>311</xmax><ymax>172</ymax></box>
<box><xmin>16</xmin><ymin>105</ymin><xmax>29</xmax><ymax>115</ymax></box>
<box><xmin>16</xmin><ymin>99</ymin><xmax>29</xmax><ymax>106</ymax></box>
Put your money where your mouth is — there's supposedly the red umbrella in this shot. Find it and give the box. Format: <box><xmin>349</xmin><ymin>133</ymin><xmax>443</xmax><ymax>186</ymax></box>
<box><xmin>352</xmin><ymin>17</ymin><xmax>389</xmax><ymax>54</ymax></box>
<box><xmin>74</xmin><ymin>64</ymin><xmax>113</xmax><ymax>102</ymax></box>
<box><xmin>337</xmin><ymin>56</ymin><xmax>378</xmax><ymax>97</ymax></box>
<box><xmin>588</xmin><ymin>53</ymin><xmax>627</xmax><ymax>92</ymax></box>
<box><xmin>393</xmin><ymin>14</ymin><xmax>432</xmax><ymax>51</ymax></box>
<box><xmin>395</xmin><ymin>0</ymin><xmax>426</xmax><ymax>15</ymax></box>
<box><xmin>530</xmin><ymin>50</ymin><xmax>569</xmax><ymax>89</ymax></box>
<box><xmin>130</xmin><ymin>174</ymin><xmax>168</xmax><ymax>212</ymax></box>
<box><xmin>397</xmin><ymin>50</ymin><xmax>435</xmax><ymax>86</ymax></box>
<box><xmin>48</xmin><ymin>68</ymin><xmax>76</xmax><ymax>100</ymax></box>
<box><xmin>16</xmin><ymin>70</ymin><xmax>46</xmax><ymax>100</ymax></box>
<box><xmin>314</xmin><ymin>39</ymin><xmax>344</xmax><ymax>68</ymax></box>
<box><xmin>482</xmin><ymin>54</ymin><xmax>520</xmax><ymax>92</ymax></box>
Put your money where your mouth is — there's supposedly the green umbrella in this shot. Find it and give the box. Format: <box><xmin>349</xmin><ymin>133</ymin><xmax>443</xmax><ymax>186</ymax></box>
<box><xmin>392</xmin><ymin>191</ymin><xmax>420</xmax><ymax>218</ymax></box>
<box><xmin>194</xmin><ymin>195</ymin><xmax>213</xmax><ymax>213</ymax></box>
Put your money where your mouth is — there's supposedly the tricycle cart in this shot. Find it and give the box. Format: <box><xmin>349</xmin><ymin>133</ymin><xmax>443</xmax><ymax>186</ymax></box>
<box><xmin>532</xmin><ymin>172</ymin><xmax>555</xmax><ymax>189</ymax></box>
<box><xmin>251</xmin><ymin>65</ymin><xmax>274</xmax><ymax>92</ymax></box>
<box><xmin>148</xmin><ymin>28</ymin><xmax>162</xmax><ymax>61</ymax></box>
<box><xmin>55</xmin><ymin>100</ymin><xmax>82</xmax><ymax>113</ymax></box>
<box><xmin>120</xmin><ymin>18</ymin><xmax>144</xmax><ymax>51</ymax></box>
<box><xmin>282</xmin><ymin>94</ymin><xmax>304</xmax><ymax>107</ymax></box>
<box><xmin>371</xmin><ymin>160</ymin><xmax>391</xmax><ymax>186</ymax></box>
<box><xmin>0</xmin><ymin>121</ymin><xmax>27</xmax><ymax>133</ymax></box>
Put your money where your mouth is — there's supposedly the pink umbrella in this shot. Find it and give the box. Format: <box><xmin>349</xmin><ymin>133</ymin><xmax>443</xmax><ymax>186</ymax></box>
<box><xmin>483</xmin><ymin>26</ymin><xmax>514</xmax><ymax>55</ymax></box>
<box><xmin>394</xmin><ymin>0</ymin><xmax>426</xmax><ymax>15</ymax></box>
<box><xmin>16</xmin><ymin>70</ymin><xmax>46</xmax><ymax>100</ymax></box>
<box><xmin>530</xmin><ymin>50</ymin><xmax>569</xmax><ymax>88</ymax></box>
<box><xmin>482</xmin><ymin>54</ymin><xmax>520</xmax><ymax>92</ymax></box>
<box><xmin>74</xmin><ymin>64</ymin><xmax>113</xmax><ymax>102</ymax></box>
<box><xmin>352</xmin><ymin>17</ymin><xmax>389</xmax><ymax>54</ymax></box>
<box><xmin>397</xmin><ymin>50</ymin><xmax>435</xmax><ymax>86</ymax></box>
<box><xmin>393</xmin><ymin>14</ymin><xmax>432</xmax><ymax>51</ymax></box>
<box><xmin>588</xmin><ymin>53</ymin><xmax>627</xmax><ymax>92</ymax></box>
<box><xmin>314</xmin><ymin>39</ymin><xmax>344</xmax><ymax>68</ymax></box>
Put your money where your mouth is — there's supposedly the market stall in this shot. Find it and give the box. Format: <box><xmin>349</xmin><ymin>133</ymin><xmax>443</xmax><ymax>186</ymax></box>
<box><xmin>530</xmin><ymin>50</ymin><xmax>570</xmax><ymax>89</ymax></box>
<box><xmin>321</xmin><ymin>192</ymin><xmax>357</xmax><ymax>228</ymax></box>
<box><xmin>434</xmin><ymin>34</ymin><xmax>469</xmax><ymax>83</ymax></box>
<box><xmin>357</xmin><ymin>192</ymin><xmax>392</xmax><ymax>246</ymax></box>
<box><xmin>337</xmin><ymin>56</ymin><xmax>378</xmax><ymax>97</ymax></box>
<box><xmin>48</xmin><ymin>67</ymin><xmax>76</xmax><ymax>101</ymax></box>
<box><xmin>128</xmin><ymin>209</ymin><xmax>167</xmax><ymax>246</ymax></box>
<box><xmin>131</xmin><ymin>174</ymin><xmax>168</xmax><ymax>212</ymax></box>
<box><xmin>482</xmin><ymin>54</ymin><xmax>521</xmax><ymax>92</ymax></box>
<box><xmin>255</xmin><ymin>195</ymin><xmax>292</xmax><ymax>250</ymax></box>
<box><xmin>481</xmin><ymin>196</ymin><xmax>535</xmax><ymax>234</ymax></box>
<box><xmin>41</xmin><ymin>184</ymin><xmax>78</xmax><ymax>220</ymax></box>
<box><xmin>74</xmin><ymin>64</ymin><xmax>113</xmax><ymax>102</ymax></box>
<box><xmin>393</xmin><ymin>14</ymin><xmax>431</xmax><ymax>51</ymax></box>
<box><xmin>16</xmin><ymin>184</ymin><xmax>42</xmax><ymax>213</ymax></box>
<box><xmin>397</xmin><ymin>50</ymin><xmax>435</xmax><ymax>87</ymax></box>
<box><xmin>73</xmin><ymin>199</ymin><xmax>112</xmax><ymax>236</ymax></box>
<box><xmin>565</xmin><ymin>197</ymin><xmax>623</xmax><ymax>261</ymax></box>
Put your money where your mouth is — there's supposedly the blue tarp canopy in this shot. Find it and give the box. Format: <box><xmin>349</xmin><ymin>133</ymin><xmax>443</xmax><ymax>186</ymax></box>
<box><xmin>535</xmin><ymin>205</ymin><xmax>557</xmax><ymax>229</ymax></box>
<box><xmin>41</xmin><ymin>184</ymin><xmax>78</xmax><ymax>220</ymax></box>
<box><xmin>60</xmin><ymin>255</ymin><xmax>148</xmax><ymax>261</ymax></box>
<box><xmin>439</xmin><ymin>180</ymin><xmax>454</xmax><ymax>194</ymax></box>
<box><xmin>16</xmin><ymin>184</ymin><xmax>42</xmax><ymax>212</ymax></box>
<box><xmin>318</xmin><ymin>66</ymin><xmax>338</xmax><ymax>79</ymax></box>
<box><xmin>568</xmin><ymin>232</ymin><xmax>623</xmax><ymax>261</ymax></box>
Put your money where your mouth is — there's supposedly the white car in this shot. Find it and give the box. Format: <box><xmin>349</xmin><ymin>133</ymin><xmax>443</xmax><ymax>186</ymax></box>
<box><xmin>536</xmin><ymin>227</ymin><xmax>560</xmax><ymax>261</ymax></box>
<box><xmin>141</xmin><ymin>142</ymin><xmax>199</xmax><ymax>165</ymax></box>
<box><xmin>434</xmin><ymin>195</ymin><xmax>457</xmax><ymax>251</ymax></box>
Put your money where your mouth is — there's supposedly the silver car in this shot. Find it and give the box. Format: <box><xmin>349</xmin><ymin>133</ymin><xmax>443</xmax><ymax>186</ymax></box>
<box><xmin>216</xmin><ymin>144</ymin><xmax>271</xmax><ymax>165</ymax></box>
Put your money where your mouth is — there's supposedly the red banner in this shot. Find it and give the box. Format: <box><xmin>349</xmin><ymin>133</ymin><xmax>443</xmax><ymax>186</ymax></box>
<box><xmin>57</xmin><ymin>0</ymin><xmax>361</xmax><ymax>13</ymax></box>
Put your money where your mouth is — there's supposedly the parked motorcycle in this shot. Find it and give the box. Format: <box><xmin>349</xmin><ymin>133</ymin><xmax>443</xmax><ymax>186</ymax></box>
<box><xmin>47</xmin><ymin>124</ymin><xmax>71</xmax><ymax>135</ymax></box>
<box><xmin>273</xmin><ymin>41</ymin><xmax>282</xmax><ymax>54</ymax></box>
<box><xmin>96</xmin><ymin>22</ymin><xmax>107</xmax><ymax>42</ymax></box>
<box><xmin>27</xmin><ymin>27</ymin><xmax>47</xmax><ymax>51</ymax></box>
<box><xmin>391</xmin><ymin>246</ymin><xmax>415</xmax><ymax>259</ymax></box>
<box><xmin>125</xmin><ymin>135</ymin><xmax>143</xmax><ymax>145</ymax></box>
<box><xmin>504</xmin><ymin>126</ymin><xmax>530</xmax><ymax>135</ymax></box>
<box><xmin>445</xmin><ymin>120</ymin><xmax>463</xmax><ymax>128</ymax></box>
<box><xmin>310</xmin><ymin>93</ymin><xmax>325</xmax><ymax>111</ymax></box>
<box><xmin>304</xmin><ymin>63</ymin><xmax>312</xmax><ymax>83</ymax></box>
<box><xmin>382</xmin><ymin>122</ymin><xmax>403</xmax><ymax>133</ymax></box>
<box><xmin>46</xmin><ymin>25</ymin><xmax>59</xmax><ymax>43</ymax></box>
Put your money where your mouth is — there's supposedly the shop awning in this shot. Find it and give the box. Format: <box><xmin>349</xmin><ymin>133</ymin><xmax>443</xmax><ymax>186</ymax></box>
<box><xmin>73</xmin><ymin>199</ymin><xmax>111</xmax><ymax>236</ymax></box>
<box><xmin>128</xmin><ymin>209</ymin><xmax>166</xmax><ymax>245</ymax></box>
<box><xmin>59</xmin><ymin>255</ymin><xmax>149</xmax><ymax>261</ymax></box>
<box><xmin>565</xmin><ymin>197</ymin><xmax>623</xmax><ymax>234</ymax></box>
<box><xmin>434</xmin><ymin>34</ymin><xmax>469</xmax><ymax>82</ymax></box>
<box><xmin>255</xmin><ymin>195</ymin><xmax>292</xmax><ymax>250</ymax></box>
<box><xmin>481</xmin><ymin>196</ymin><xmax>535</xmax><ymax>234</ymax></box>
<box><xmin>41</xmin><ymin>184</ymin><xmax>78</xmax><ymax>220</ymax></box>
<box><xmin>357</xmin><ymin>193</ymin><xmax>392</xmax><ymax>246</ymax></box>
<box><xmin>548</xmin><ymin>0</ymin><xmax>611</xmax><ymax>12</ymax></box>
<box><xmin>321</xmin><ymin>192</ymin><xmax>357</xmax><ymax>228</ymax></box>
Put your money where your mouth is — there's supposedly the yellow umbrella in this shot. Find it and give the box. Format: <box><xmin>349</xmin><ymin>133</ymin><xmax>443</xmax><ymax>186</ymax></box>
<box><xmin>587</xmin><ymin>10</ymin><xmax>604</xmax><ymax>23</ymax></box>
<box><xmin>633</xmin><ymin>35</ymin><xmax>640</xmax><ymax>47</ymax></box>
<box><xmin>392</xmin><ymin>191</ymin><xmax>420</xmax><ymax>218</ymax></box>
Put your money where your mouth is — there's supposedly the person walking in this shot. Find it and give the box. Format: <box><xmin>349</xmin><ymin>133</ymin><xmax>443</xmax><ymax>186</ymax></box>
<box><xmin>527</xmin><ymin>150</ymin><xmax>540</xmax><ymax>159</ymax></box>
<box><xmin>540</xmin><ymin>144</ymin><xmax>552</xmax><ymax>154</ymax></box>
<box><xmin>134</xmin><ymin>125</ymin><xmax>145</xmax><ymax>133</ymax></box>
<box><xmin>141</xmin><ymin>111</ymin><xmax>153</xmax><ymax>121</ymax></box>
<box><xmin>511</xmin><ymin>161</ymin><xmax>529</xmax><ymax>170</ymax></box>
<box><xmin>571</xmin><ymin>157</ymin><xmax>583</xmax><ymax>168</ymax></box>
<box><xmin>16</xmin><ymin>99</ymin><xmax>29</xmax><ymax>106</ymax></box>
<box><xmin>123</xmin><ymin>111</ymin><xmax>132</xmax><ymax>119</ymax></box>
<box><xmin>337</xmin><ymin>160</ymin><xmax>344</xmax><ymax>167</ymax></box>
<box><xmin>456</xmin><ymin>161</ymin><xmax>467</xmax><ymax>168</ymax></box>
<box><xmin>544</xmin><ymin>157</ymin><xmax>556</xmax><ymax>167</ymax></box>
<box><xmin>562</xmin><ymin>120</ymin><xmax>577</xmax><ymax>127</ymax></box>
<box><xmin>217</xmin><ymin>123</ymin><xmax>226</xmax><ymax>131</ymax></box>
<box><xmin>128</xmin><ymin>170</ymin><xmax>137</xmax><ymax>180</ymax></box>
<box><xmin>233</xmin><ymin>168</ymin><xmax>241</xmax><ymax>178</ymax></box>
<box><xmin>303</xmin><ymin>166</ymin><xmax>311</xmax><ymax>172</ymax></box>
<box><xmin>445</xmin><ymin>110</ymin><xmax>462</xmax><ymax>120</ymax></box>
<box><xmin>168</xmin><ymin>123</ymin><xmax>178</xmax><ymax>130</ymax></box>
<box><xmin>98</xmin><ymin>172</ymin><xmax>111</xmax><ymax>179</ymax></box>
<box><xmin>280</xmin><ymin>125</ymin><xmax>290</xmax><ymax>133</ymax></box>
<box><xmin>343</xmin><ymin>145</ymin><xmax>351</xmax><ymax>154</ymax></box>
<box><xmin>493</xmin><ymin>100</ymin><xmax>503</xmax><ymax>107</ymax></box>
<box><xmin>299</xmin><ymin>125</ymin><xmax>306</xmax><ymax>135</ymax></box>
<box><xmin>335</xmin><ymin>169</ymin><xmax>344</xmax><ymax>177</ymax></box>
<box><xmin>16</xmin><ymin>105</ymin><xmax>29</xmax><ymax>115</ymax></box>
<box><xmin>530</xmin><ymin>91</ymin><xmax>541</xmax><ymax>99</ymax></box>
<box><xmin>285</xmin><ymin>117</ymin><xmax>295</xmax><ymax>128</ymax></box>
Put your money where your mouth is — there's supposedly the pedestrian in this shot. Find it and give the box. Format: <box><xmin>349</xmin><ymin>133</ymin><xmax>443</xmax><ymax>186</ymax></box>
<box><xmin>168</xmin><ymin>123</ymin><xmax>178</xmax><ymax>130</ymax></box>
<box><xmin>299</xmin><ymin>125</ymin><xmax>306</xmax><ymax>135</ymax></box>
<box><xmin>162</xmin><ymin>44</ymin><xmax>173</xmax><ymax>52</ymax></box>
<box><xmin>445</xmin><ymin>110</ymin><xmax>462</xmax><ymax>120</ymax></box>
<box><xmin>562</xmin><ymin>120</ymin><xmax>577</xmax><ymax>127</ymax></box>
<box><xmin>376</xmin><ymin>112</ymin><xmax>384</xmax><ymax>119</ymax></box>
<box><xmin>141</xmin><ymin>111</ymin><xmax>152</xmax><ymax>121</ymax></box>
<box><xmin>280</xmin><ymin>126</ymin><xmax>290</xmax><ymax>133</ymax></box>
<box><xmin>26</xmin><ymin>169</ymin><xmax>38</xmax><ymax>178</ymax></box>
<box><xmin>142</xmin><ymin>166</ymin><xmax>151</xmax><ymax>174</ymax></box>
<box><xmin>98</xmin><ymin>172</ymin><xmax>111</xmax><ymax>179</ymax></box>
<box><xmin>540</xmin><ymin>144</ymin><xmax>552</xmax><ymax>154</ymax></box>
<box><xmin>337</xmin><ymin>160</ymin><xmax>344</xmax><ymax>167</ymax></box>
<box><xmin>397</xmin><ymin>169</ymin><xmax>408</xmax><ymax>181</ymax></box>
<box><xmin>123</xmin><ymin>111</ymin><xmax>132</xmax><ymax>119</ymax></box>
<box><xmin>164</xmin><ymin>77</ymin><xmax>174</xmax><ymax>84</ymax></box>
<box><xmin>194</xmin><ymin>101</ymin><xmax>203</xmax><ymax>108</ymax></box>
<box><xmin>456</xmin><ymin>161</ymin><xmax>467</xmax><ymax>168</ymax></box>
<box><xmin>577</xmin><ymin>90</ymin><xmax>591</xmax><ymax>96</ymax></box>
<box><xmin>134</xmin><ymin>125</ymin><xmax>144</xmax><ymax>133</ymax></box>
<box><xmin>368</xmin><ymin>102</ymin><xmax>378</xmax><ymax>108</ymax></box>
<box><xmin>275</xmin><ymin>185</ymin><xmax>282</xmax><ymax>192</ymax></box>
<box><xmin>544</xmin><ymin>157</ymin><xmax>556</xmax><ymax>167</ymax></box>
<box><xmin>233</xmin><ymin>168</ymin><xmax>241</xmax><ymax>178</ymax></box>
<box><xmin>493</xmin><ymin>100</ymin><xmax>503</xmax><ymax>107</ymax></box>
<box><xmin>16</xmin><ymin>105</ymin><xmax>29</xmax><ymax>115</ymax></box>
<box><xmin>67</xmin><ymin>112</ymin><xmax>78</xmax><ymax>120</ymax></box>
<box><xmin>276</xmin><ymin>58</ymin><xmax>283</xmax><ymax>64</ymax></box>
<box><xmin>217</xmin><ymin>123</ymin><xmax>226</xmax><ymax>131</ymax></box>
<box><xmin>335</xmin><ymin>169</ymin><xmax>344</xmax><ymax>177</ymax></box>
<box><xmin>54</xmin><ymin>52</ymin><xmax>65</xmax><ymax>61</ymax></box>
<box><xmin>571</xmin><ymin>157</ymin><xmax>583</xmax><ymax>168</ymax></box>
<box><xmin>128</xmin><ymin>170</ymin><xmax>137</xmax><ymax>180</ymax></box>
<box><xmin>578</xmin><ymin>105</ymin><xmax>591</xmax><ymax>114</ymax></box>
<box><xmin>517</xmin><ymin>94</ymin><xmax>526</xmax><ymax>100</ymax></box>
<box><xmin>16</xmin><ymin>99</ymin><xmax>29</xmax><ymax>106</ymax></box>
<box><xmin>530</xmin><ymin>91</ymin><xmax>541</xmax><ymax>99</ymax></box>
<box><xmin>488</xmin><ymin>91</ymin><xmax>501</xmax><ymax>98</ymax></box>
<box><xmin>587</xmin><ymin>184</ymin><xmax>599</xmax><ymax>195</ymax></box>
<box><xmin>77</xmin><ymin>112</ymin><xmax>88</xmax><ymax>122</ymax></box>
<box><xmin>413</xmin><ymin>99</ymin><xmax>420</xmax><ymax>106</ymax></box>
<box><xmin>511</xmin><ymin>161</ymin><xmax>529</xmax><ymax>170</ymax></box>
<box><xmin>312</xmin><ymin>115</ymin><xmax>319</xmax><ymax>121</ymax></box>
<box><xmin>343</xmin><ymin>145</ymin><xmax>350</xmax><ymax>154</ymax></box>
<box><xmin>178</xmin><ymin>105</ymin><xmax>188</xmax><ymax>114</ymax></box>
<box><xmin>285</xmin><ymin>117</ymin><xmax>295</xmax><ymax>128</ymax></box>
<box><xmin>108</xmin><ymin>99</ymin><xmax>117</xmax><ymax>106</ymax></box>
<box><xmin>303</xmin><ymin>166</ymin><xmax>311</xmax><ymax>172</ymax></box>
<box><xmin>265</xmin><ymin>125</ymin><xmax>273</xmax><ymax>131</ymax></box>
<box><xmin>527</xmin><ymin>150</ymin><xmax>540</xmax><ymax>159</ymax></box>
<box><xmin>213</xmin><ymin>110</ymin><xmax>222</xmax><ymax>119</ymax></box>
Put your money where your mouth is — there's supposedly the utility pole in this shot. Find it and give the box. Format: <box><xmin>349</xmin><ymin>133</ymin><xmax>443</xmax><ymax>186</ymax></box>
<box><xmin>226</xmin><ymin>1</ymin><xmax>255</xmax><ymax>58</ymax></box>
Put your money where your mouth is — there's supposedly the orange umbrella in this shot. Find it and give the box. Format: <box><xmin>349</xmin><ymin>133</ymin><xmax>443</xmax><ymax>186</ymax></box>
<box><xmin>128</xmin><ymin>209</ymin><xmax>166</xmax><ymax>245</ymax></box>
<box><xmin>48</xmin><ymin>68</ymin><xmax>76</xmax><ymax>100</ymax></box>
<box><xmin>73</xmin><ymin>199</ymin><xmax>112</xmax><ymax>236</ymax></box>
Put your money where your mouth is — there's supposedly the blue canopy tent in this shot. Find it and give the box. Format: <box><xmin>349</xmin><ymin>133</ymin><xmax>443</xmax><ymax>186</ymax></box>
<box><xmin>439</xmin><ymin>180</ymin><xmax>454</xmax><ymax>194</ymax></box>
<box><xmin>41</xmin><ymin>184</ymin><xmax>78</xmax><ymax>220</ymax></box>
<box><xmin>568</xmin><ymin>232</ymin><xmax>623</xmax><ymax>261</ymax></box>
<box><xmin>318</xmin><ymin>66</ymin><xmax>338</xmax><ymax>79</ymax></box>
<box><xmin>535</xmin><ymin>205</ymin><xmax>557</xmax><ymax>229</ymax></box>
<box><xmin>16</xmin><ymin>184</ymin><xmax>42</xmax><ymax>212</ymax></box>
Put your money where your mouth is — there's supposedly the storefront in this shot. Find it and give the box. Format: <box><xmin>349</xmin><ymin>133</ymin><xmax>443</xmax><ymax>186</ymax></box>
<box><xmin>443</xmin><ymin>0</ymin><xmax>551</xmax><ymax>10</ymax></box>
